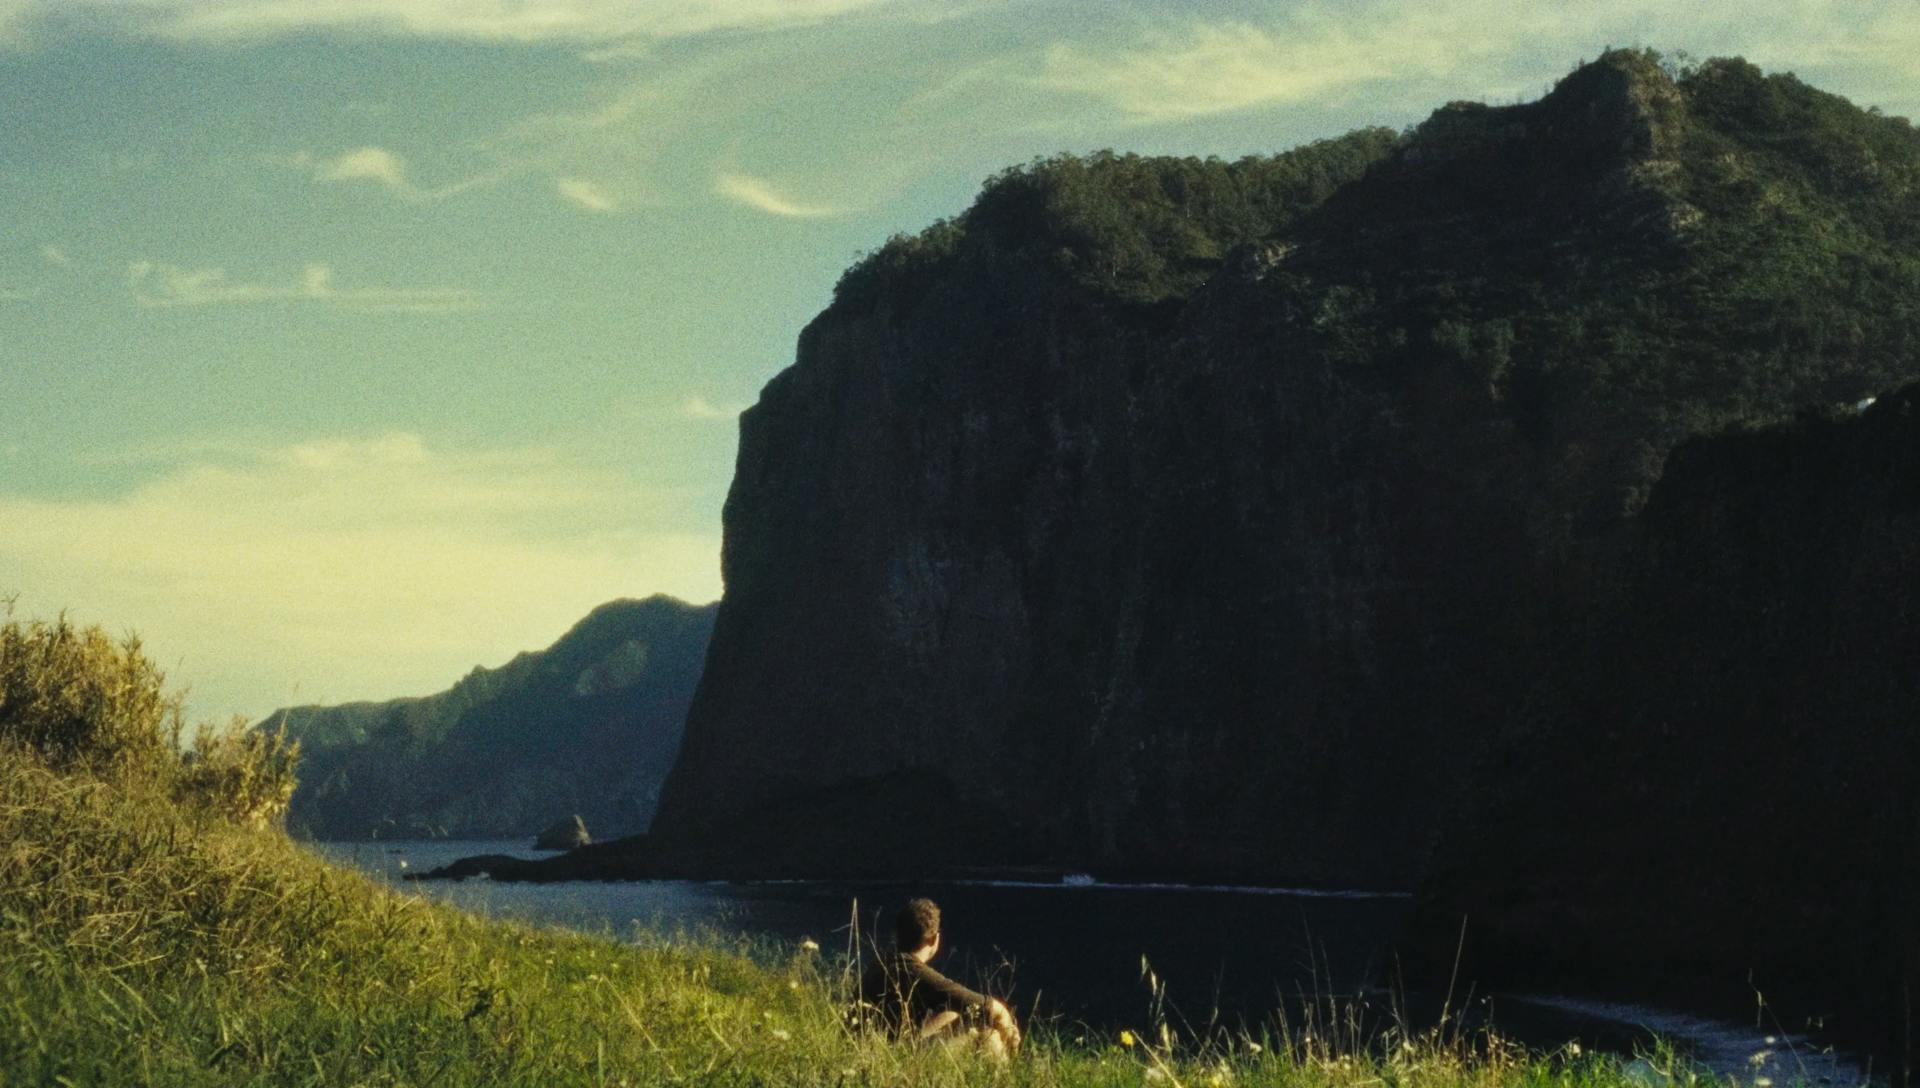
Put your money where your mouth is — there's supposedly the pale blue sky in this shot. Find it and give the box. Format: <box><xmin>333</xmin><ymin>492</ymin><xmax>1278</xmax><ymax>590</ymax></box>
<box><xmin>3</xmin><ymin>0</ymin><xmax>1915</xmax><ymax>724</ymax></box>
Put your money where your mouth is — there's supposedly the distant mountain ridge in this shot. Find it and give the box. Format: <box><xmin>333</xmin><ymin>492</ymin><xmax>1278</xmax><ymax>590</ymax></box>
<box><xmin>261</xmin><ymin>596</ymin><xmax>716</xmax><ymax>840</ymax></box>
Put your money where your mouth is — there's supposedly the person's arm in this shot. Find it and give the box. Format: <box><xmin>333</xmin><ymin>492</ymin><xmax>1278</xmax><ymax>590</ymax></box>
<box><xmin>901</xmin><ymin>958</ymin><xmax>1021</xmax><ymax>1048</ymax></box>
<box><xmin>901</xmin><ymin>958</ymin><xmax>990</xmax><ymax>1015</ymax></box>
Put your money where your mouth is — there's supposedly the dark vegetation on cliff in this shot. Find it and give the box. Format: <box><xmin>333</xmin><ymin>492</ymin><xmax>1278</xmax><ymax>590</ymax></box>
<box><xmin>1411</xmin><ymin>383</ymin><xmax>1920</xmax><ymax>1067</ymax></box>
<box><xmin>261</xmin><ymin>596</ymin><xmax>715</xmax><ymax>840</ymax></box>
<box><xmin>832</xmin><ymin>127</ymin><xmax>1400</xmax><ymax>313</ymax></box>
<box><xmin>638</xmin><ymin>48</ymin><xmax>1920</xmax><ymax>1070</ymax></box>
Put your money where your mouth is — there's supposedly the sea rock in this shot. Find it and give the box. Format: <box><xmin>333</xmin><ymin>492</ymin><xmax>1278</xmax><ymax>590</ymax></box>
<box><xmin>534</xmin><ymin>815</ymin><xmax>591</xmax><ymax>851</ymax></box>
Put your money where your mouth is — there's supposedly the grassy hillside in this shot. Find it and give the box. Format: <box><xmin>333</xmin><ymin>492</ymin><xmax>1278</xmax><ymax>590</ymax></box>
<box><xmin>1</xmin><ymin>609</ymin><xmax>1754</xmax><ymax>1085</ymax></box>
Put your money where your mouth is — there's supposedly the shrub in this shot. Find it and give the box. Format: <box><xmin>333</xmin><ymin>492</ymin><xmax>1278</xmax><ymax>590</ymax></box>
<box><xmin>0</xmin><ymin>603</ymin><xmax>298</xmax><ymax>825</ymax></box>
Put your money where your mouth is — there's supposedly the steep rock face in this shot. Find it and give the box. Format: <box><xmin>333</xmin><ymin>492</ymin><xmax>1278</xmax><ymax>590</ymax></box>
<box><xmin>264</xmin><ymin>596</ymin><xmax>716</xmax><ymax>840</ymax></box>
<box><xmin>1412</xmin><ymin>386</ymin><xmax>1920</xmax><ymax>1067</ymax></box>
<box><xmin>655</xmin><ymin>51</ymin><xmax>1920</xmax><ymax>890</ymax></box>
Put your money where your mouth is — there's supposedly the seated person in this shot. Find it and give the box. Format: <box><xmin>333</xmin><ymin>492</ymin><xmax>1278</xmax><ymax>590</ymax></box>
<box><xmin>856</xmin><ymin>897</ymin><xmax>1021</xmax><ymax>1056</ymax></box>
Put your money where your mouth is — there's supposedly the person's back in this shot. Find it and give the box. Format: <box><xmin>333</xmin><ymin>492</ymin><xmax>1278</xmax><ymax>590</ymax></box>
<box><xmin>853</xmin><ymin>898</ymin><xmax>1019</xmax><ymax>1056</ymax></box>
<box><xmin>857</xmin><ymin>949</ymin><xmax>989</xmax><ymax>1037</ymax></box>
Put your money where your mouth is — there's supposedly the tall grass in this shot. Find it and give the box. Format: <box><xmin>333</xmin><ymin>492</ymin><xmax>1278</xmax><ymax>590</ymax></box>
<box><xmin>0</xmin><ymin>608</ymin><xmax>1789</xmax><ymax>1085</ymax></box>
<box><xmin>0</xmin><ymin>605</ymin><xmax>298</xmax><ymax>825</ymax></box>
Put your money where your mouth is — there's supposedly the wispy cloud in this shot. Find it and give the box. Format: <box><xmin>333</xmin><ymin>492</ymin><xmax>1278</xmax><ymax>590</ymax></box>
<box><xmin>299</xmin><ymin>146</ymin><xmax>495</xmax><ymax>202</ymax></box>
<box><xmin>1035</xmin><ymin>2</ymin><xmax>1920</xmax><ymax>124</ymax></box>
<box><xmin>128</xmin><ymin>261</ymin><xmax>481</xmax><ymax>313</ymax></box>
<box><xmin>39</xmin><ymin>243</ymin><xmax>69</xmax><ymax>266</ymax></box>
<box><xmin>316</xmin><ymin>146</ymin><xmax>409</xmax><ymax>189</ymax></box>
<box><xmin>0</xmin><ymin>0</ymin><xmax>911</xmax><ymax>46</ymax></box>
<box><xmin>555</xmin><ymin>176</ymin><xmax>618</xmax><ymax>212</ymax></box>
<box><xmin>0</xmin><ymin>433</ymin><xmax>719</xmax><ymax>721</ymax></box>
<box><xmin>713</xmin><ymin>172</ymin><xmax>842</xmax><ymax>218</ymax></box>
<box><xmin>1037</xmin><ymin>18</ymin><xmax>1456</xmax><ymax>122</ymax></box>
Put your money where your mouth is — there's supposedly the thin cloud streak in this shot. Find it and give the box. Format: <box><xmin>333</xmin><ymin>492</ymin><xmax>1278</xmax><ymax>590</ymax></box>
<box><xmin>0</xmin><ymin>0</ymin><xmax>911</xmax><ymax>46</ymax></box>
<box><xmin>713</xmin><ymin>172</ymin><xmax>842</xmax><ymax>218</ymax></box>
<box><xmin>1038</xmin><ymin>22</ymin><xmax>1408</xmax><ymax>122</ymax></box>
<box><xmin>128</xmin><ymin>261</ymin><xmax>482</xmax><ymax>313</ymax></box>
<box><xmin>1033</xmin><ymin>1</ymin><xmax>1920</xmax><ymax>123</ymax></box>
<box><xmin>556</xmin><ymin>176</ymin><xmax>618</xmax><ymax>212</ymax></box>
<box><xmin>318</xmin><ymin>145</ymin><xmax>410</xmax><ymax>188</ymax></box>
<box><xmin>302</xmin><ymin>146</ymin><xmax>499</xmax><ymax>203</ymax></box>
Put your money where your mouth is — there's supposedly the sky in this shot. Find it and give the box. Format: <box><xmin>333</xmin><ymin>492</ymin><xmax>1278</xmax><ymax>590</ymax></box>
<box><xmin>3</xmin><ymin>0</ymin><xmax>1916</xmax><ymax>725</ymax></box>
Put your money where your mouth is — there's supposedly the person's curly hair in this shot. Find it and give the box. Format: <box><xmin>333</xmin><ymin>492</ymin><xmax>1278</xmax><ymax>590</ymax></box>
<box><xmin>895</xmin><ymin>897</ymin><xmax>940</xmax><ymax>951</ymax></box>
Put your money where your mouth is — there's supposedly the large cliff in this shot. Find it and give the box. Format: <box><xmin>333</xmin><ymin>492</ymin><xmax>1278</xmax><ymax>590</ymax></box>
<box><xmin>652</xmin><ymin>51</ymin><xmax>1920</xmax><ymax>895</ymax></box>
<box><xmin>1410</xmin><ymin>384</ymin><xmax>1920</xmax><ymax>1067</ymax></box>
<box><xmin>263</xmin><ymin>596</ymin><xmax>716</xmax><ymax>840</ymax></box>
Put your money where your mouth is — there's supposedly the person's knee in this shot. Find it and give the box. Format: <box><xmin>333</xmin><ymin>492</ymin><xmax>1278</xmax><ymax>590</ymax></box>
<box><xmin>916</xmin><ymin>1010</ymin><xmax>963</xmax><ymax>1040</ymax></box>
<box><xmin>981</xmin><ymin>1030</ymin><xmax>1009</xmax><ymax>1061</ymax></box>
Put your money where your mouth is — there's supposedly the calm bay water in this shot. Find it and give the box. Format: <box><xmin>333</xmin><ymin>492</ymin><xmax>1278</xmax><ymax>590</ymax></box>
<box><xmin>309</xmin><ymin>839</ymin><xmax>1860</xmax><ymax>1082</ymax></box>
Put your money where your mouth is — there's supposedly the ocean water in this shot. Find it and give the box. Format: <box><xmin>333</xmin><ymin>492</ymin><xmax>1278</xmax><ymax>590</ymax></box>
<box><xmin>308</xmin><ymin>839</ymin><xmax>1864</xmax><ymax>1083</ymax></box>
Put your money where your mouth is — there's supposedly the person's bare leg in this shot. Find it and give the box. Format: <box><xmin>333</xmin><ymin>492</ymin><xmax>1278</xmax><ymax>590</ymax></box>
<box><xmin>917</xmin><ymin>1010</ymin><xmax>962</xmax><ymax>1040</ymax></box>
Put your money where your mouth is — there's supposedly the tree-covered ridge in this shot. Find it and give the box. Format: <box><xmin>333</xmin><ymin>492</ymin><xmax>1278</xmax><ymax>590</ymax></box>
<box><xmin>829</xmin><ymin>50</ymin><xmax>1919</xmax><ymax>528</ymax></box>
<box><xmin>832</xmin><ymin>128</ymin><xmax>1400</xmax><ymax>313</ymax></box>
<box><xmin>260</xmin><ymin>596</ymin><xmax>716</xmax><ymax>840</ymax></box>
<box><xmin>1234</xmin><ymin>48</ymin><xmax>1920</xmax><ymax>523</ymax></box>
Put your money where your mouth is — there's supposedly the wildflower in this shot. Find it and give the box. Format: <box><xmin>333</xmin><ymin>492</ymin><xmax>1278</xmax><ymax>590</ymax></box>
<box><xmin>1247</xmin><ymin>1041</ymin><xmax>1263</xmax><ymax>1054</ymax></box>
<box><xmin>1754</xmin><ymin>1079</ymin><xmax>1772</xmax><ymax>1087</ymax></box>
<box><xmin>1145</xmin><ymin>1068</ymin><xmax>1168</xmax><ymax>1083</ymax></box>
<box><xmin>789</xmin><ymin>979</ymin><xmax>800</xmax><ymax>990</ymax></box>
<box><xmin>799</xmin><ymin>938</ymin><xmax>820</xmax><ymax>953</ymax></box>
<box><xmin>770</xmin><ymin>1028</ymin><xmax>791</xmax><ymax>1042</ymax></box>
<box><xmin>1569</xmin><ymin>1042</ymin><xmax>1583</xmax><ymax>1057</ymax></box>
<box><xmin>1120</xmin><ymin>1030</ymin><xmax>1137</xmax><ymax>1048</ymax></box>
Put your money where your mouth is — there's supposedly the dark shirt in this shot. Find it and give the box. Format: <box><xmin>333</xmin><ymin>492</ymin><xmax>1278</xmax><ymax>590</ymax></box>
<box><xmin>856</xmin><ymin>951</ymin><xmax>990</xmax><ymax>1038</ymax></box>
